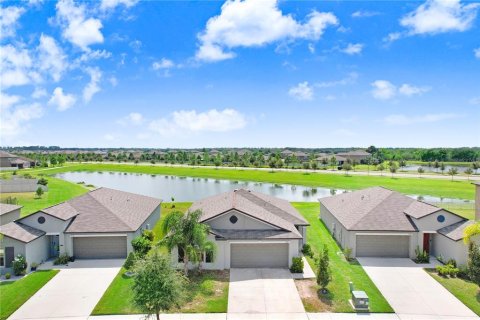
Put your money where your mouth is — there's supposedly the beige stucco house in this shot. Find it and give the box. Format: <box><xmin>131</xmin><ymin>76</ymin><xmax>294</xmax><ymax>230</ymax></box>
<box><xmin>172</xmin><ymin>189</ymin><xmax>309</xmax><ymax>269</ymax></box>
<box><xmin>319</xmin><ymin>186</ymin><xmax>477</xmax><ymax>265</ymax></box>
<box><xmin>0</xmin><ymin>188</ymin><xmax>161</xmax><ymax>273</ymax></box>
<box><xmin>0</xmin><ymin>204</ymin><xmax>22</xmax><ymax>226</ymax></box>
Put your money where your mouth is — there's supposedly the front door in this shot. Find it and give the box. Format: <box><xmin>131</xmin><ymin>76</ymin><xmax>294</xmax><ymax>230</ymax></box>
<box><xmin>5</xmin><ymin>247</ymin><xmax>14</xmax><ymax>268</ymax></box>
<box><xmin>423</xmin><ymin>233</ymin><xmax>430</xmax><ymax>254</ymax></box>
<box><xmin>49</xmin><ymin>235</ymin><xmax>60</xmax><ymax>258</ymax></box>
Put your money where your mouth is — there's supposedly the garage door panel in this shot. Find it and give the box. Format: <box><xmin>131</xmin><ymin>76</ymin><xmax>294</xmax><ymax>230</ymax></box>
<box><xmin>231</xmin><ymin>243</ymin><xmax>288</xmax><ymax>268</ymax></box>
<box><xmin>73</xmin><ymin>236</ymin><xmax>127</xmax><ymax>259</ymax></box>
<box><xmin>356</xmin><ymin>235</ymin><xmax>409</xmax><ymax>258</ymax></box>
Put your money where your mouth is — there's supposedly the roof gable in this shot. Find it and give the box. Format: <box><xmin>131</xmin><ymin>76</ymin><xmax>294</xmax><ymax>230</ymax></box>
<box><xmin>0</xmin><ymin>222</ymin><xmax>45</xmax><ymax>243</ymax></box>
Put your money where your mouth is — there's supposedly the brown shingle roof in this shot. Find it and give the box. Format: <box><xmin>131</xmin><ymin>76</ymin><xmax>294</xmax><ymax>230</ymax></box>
<box><xmin>319</xmin><ymin>187</ymin><xmax>419</xmax><ymax>231</ymax></box>
<box><xmin>438</xmin><ymin>220</ymin><xmax>474</xmax><ymax>241</ymax></box>
<box><xmin>0</xmin><ymin>151</ymin><xmax>17</xmax><ymax>158</ymax></box>
<box><xmin>0</xmin><ymin>222</ymin><xmax>45</xmax><ymax>243</ymax></box>
<box><xmin>40</xmin><ymin>188</ymin><xmax>162</xmax><ymax>233</ymax></box>
<box><xmin>0</xmin><ymin>203</ymin><xmax>22</xmax><ymax>216</ymax></box>
<box><xmin>211</xmin><ymin>229</ymin><xmax>302</xmax><ymax>240</ymax></box>
<box><xmin>190</xmin><ymin>189</ymin><xmax>306</xmax><ymax>237</ymax></box>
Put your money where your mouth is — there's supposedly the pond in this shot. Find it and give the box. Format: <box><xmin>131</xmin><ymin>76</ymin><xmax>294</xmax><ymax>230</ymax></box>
<box><xmin>401</xmin><ymin>164</ymin><xmax>473</xmax><ymax>173</ymax></box>
<box><xmin>55</xmin><ymin>172</ymin><xmax>473</xmax><ymax>206</ymax></box>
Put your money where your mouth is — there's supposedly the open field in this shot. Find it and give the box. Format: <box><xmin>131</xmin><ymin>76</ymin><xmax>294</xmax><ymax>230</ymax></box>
<box><xmin>293</xmin><ymin>202</ymin><xmax>393</xmax><ymax>313</ymax></box>
<box><xmin>426</xmin><ymin>269</ymin><xmax>480</xmax><ymax>316</ymax></box>
<box><xmin>0</xmin><ymin>270</ymin><xmax>59</xmax><ymax>320</ymax></box>
<box><xmin>25</xmin><ymin>163</ymin><xmax>476</xmax><ymax>200</ymax></box>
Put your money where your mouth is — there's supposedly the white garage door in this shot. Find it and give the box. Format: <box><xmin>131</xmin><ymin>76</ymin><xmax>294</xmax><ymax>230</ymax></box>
<box><xmin>73</xmin><ymin>236</ymin><xmax>127</xmax><ymax>259</ymax></box>
<box><xmin>356</xmin><ymin>234</ymin><xmax>410</xmax><ymax>258</ymax></box>
<box><xmin>230</xmin><ymin>243</ymin><xmax>288</xmax><ymax>268</ymax></box>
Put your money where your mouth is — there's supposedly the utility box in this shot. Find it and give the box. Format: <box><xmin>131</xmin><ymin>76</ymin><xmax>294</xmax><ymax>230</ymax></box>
<box><xmin>349</xmin><ymin>282</ymin><xmax>369</xmax><ymax>311</ymax></box>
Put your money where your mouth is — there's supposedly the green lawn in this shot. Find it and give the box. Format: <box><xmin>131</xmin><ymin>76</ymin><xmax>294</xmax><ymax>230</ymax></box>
<box><xmin>0</xmin><ymin>270</ymin><xmax>59</xmax><ymax>320</ymax></box>
<box><xmin>0</xmin><ymin>176</ymin><xmax>88</xmax><ymax>216</ymax></box>
<box><xmin>426</xmin><ymin>269</ymin><xmax>480</xmax><ymax>316</ymax></box>
<box><xmin>293</xmin><ymin>202</ymin><xmax>393</xmax><ymax>313</ymax></box>
<box><xmin>27</xmin><ymin>163</ymin><xmax>475</xmax><ymax>200</ymax></box>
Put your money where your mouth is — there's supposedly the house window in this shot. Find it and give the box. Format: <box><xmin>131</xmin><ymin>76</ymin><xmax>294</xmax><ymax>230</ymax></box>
<box><xmin>0</xmin><ymin>249</ymin><xmax>4</xmax><ymax>267</ymax></box>
<box><xmin>178</xmin><ymin>246</ymin><xmax>184</xmax><ymax>263</ymax></box>
<box><xmin>205</xmin><ymin>249</ymin><xmax>214</xmax><ymax>263</ymax></box>
<box><xmin>37</xmin><ymin>216</ymin><xmax>46</xmax><ymax>224</ymax></box>
<box><xmin>437</xmin><ymin>215</ymin><xmax>445</xmax><ymax>223</ymax></box>
<box><xmin>229</xmin><ymin>215</ymin><xmax>238</xmax><ymax>224</ymax></box>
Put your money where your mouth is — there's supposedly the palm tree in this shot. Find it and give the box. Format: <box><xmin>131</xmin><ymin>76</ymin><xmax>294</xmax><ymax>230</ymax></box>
<box><xmin>160</xmin><ymin>209</ymin><xmax>215</xmax><ymax>276</ymax></box>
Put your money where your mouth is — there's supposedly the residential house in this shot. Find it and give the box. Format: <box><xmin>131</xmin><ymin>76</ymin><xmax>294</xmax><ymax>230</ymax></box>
<box><xmin>0</xmin><ymin>204</ymin><xmax>22</xmax><ymax>226</ymax></box>
<box><xmin>336</xmin><ymin>150</ymin><xmax>371</xmax><ymax>163</ymax></box>
<box><xmin>172</xmin><ymin>189</ymin><xmax>309</xmax><ymax>269</ymax></box>
<box><xmin>0</xmin><ymin>151</ymin><xmax>34</xmax><ymax>169</ymax></box>
<box><xmin>319</xmin><ymin>186</ymin><xmax>477</xmax><ymax>265</ymax></box>
<box><xmin>0</xmin><ymin>188</ymin><xmax>161</xmax><ymax>273</ymax></box>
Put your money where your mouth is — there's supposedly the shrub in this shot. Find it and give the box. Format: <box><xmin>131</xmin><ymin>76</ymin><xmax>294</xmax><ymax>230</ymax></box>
<box><xmin>343</xmin><ymin>247</ymin><xmax>353</xmax><ymax>261</ymax></box>
<box><xmin>37</xmin><ymin>177</ymin><xmax>48</xmax><ymax>186</ymax></box>
<box><xmin>457</xmin><ymin>265</ymin><xmax>470</xmax><ymax>280</ymax></box>
<box><xmin>5</xmin><ymin>273</ymin><xmax>11</xmax><ymax>279</ymax></box>
<box><xmin>12</xmin><ymin>255</ymin><xmax>27</xmax><ymax>276</ymax></box>
<box><xmin>124</xmin><ymin>252</ymin><xmax>137</xmax><ymax>270</ymax></box>
<box><xmin>131</xmin><ymin>236</ymin><xmax>152</xmax><ymax>257</ymax></box>
<box><xmin>142</xmin><ymin>229</ymin><xmax>155</xmax><ymax>242</ymax></box>
<box><xmin>302</xmin><ymin>243</ymin><xmax>313</xmax><ymax>258</ymax></box>
<box><xmin>446</xmin><ymin>258</ymin><xmax>457</xmax><ymax>268</ymax></box>
<box><xmin>22</xmin><ymin>173</ymin><xmax>33</xmax><ymax>179</ymax></box>
<box><xmin>35</xmin><ymin>187</ymin><xmax>44</xmax><ymax>198</ymax></box>
<box><xmin>467</xmin><ymin>242</ymin><xmax>480</xmax><ymax>287</ymax></box>
<box><xmin>31</xmin><ymin>262</ymin><xmax>39</xmax><ymax>271</ymax></box>
<box><xmin>317</xmin><ymin>245</ymin><xmax>332</xmax><ymax>292</ymax></box>
<box><xmin>290</xmin><ymin>257</ymin><xmax>304</xmax><ymax>273</ymax></box>
<box><xmin>436</xmin><ymin>264</ymin><xmax>459</xmax><ymax>277</ymax></box>
<box><xmin>414</xmin><ymin>246</ymin><xmax>429</xmax><ymax>263</ymax></box>
<box><xmin>54</xmin><ymin>254</ymin><xmax>70</xmax><ymax>265</ymax></box>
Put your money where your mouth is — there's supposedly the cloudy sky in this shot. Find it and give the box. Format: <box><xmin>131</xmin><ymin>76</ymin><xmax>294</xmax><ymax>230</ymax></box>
<box><xmin>1</xmin><ymin>0</ymin><xmax>479</xmax><ymax>148</ymax></box>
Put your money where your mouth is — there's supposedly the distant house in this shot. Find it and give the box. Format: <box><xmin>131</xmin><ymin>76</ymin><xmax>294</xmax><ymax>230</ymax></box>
<box><xmin>0</xmin><ymin>151</ymin><xmax>34</xmax><ymax>169</ymax></box>
<box><xmin>0</xmin><ymin>204</ymin><xmax>22</xmax><ymax>226</ymax></box>
<box><xmin>0</xmin><ymin>188</ymin><xmax>161</xmax><ymax>273</ymax></box>
<box><xmin>316</xmin><ymin>153</ymin><xmax>347</xmax><ymax>166</ymax></box>
<box><xmin>172</xmin><ymin>189</ymin><xmax>308</xmax><ymax>269</ymax></box>
<box><xmin>319</xmin><ymin>186</ymin><xmax>477</xmax><ymax>265</ymax></box>
<box><xmin>336</xmin><ymin>150</ymin><xmax>371</xmax><ymax>163</ymax></box>
<box><xmin>280</xmin><ymin>150</ymin><xmax>309</xmax><ymax>161</ymax></box>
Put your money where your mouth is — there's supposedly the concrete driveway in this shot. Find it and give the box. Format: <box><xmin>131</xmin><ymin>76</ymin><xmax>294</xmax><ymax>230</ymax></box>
<box><xmin>228</xmin><ymin>268</ymin><xmax>305</xmax><ymax>315</ymax></box>
<box><xmin>9</xmin><ymin>259</ymin><xmax>122</xmax><ymax>320</ymax></box>
<box><xmin>358</xmin><ymin>258</ymin><xmax>477</xmax><ymax>318</ymax></box>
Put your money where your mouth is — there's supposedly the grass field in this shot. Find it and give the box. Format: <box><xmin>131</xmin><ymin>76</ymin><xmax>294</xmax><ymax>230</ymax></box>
<box><xmin>426</xmin><ymin>269</ymin><xmax>480</xmax><ymax>316</ymax></box>
<box><xmin>0</xmin><ymin>176</ymin><xmax>88</xmax><ymax>216</ymax></box>
<box><xmin>26</xmin><ymin>163</ymin><xmax>475</xmax><ymax>200</ymax></box>
<box><xmin>293</xmin><ymin>202</ymin><xmax>393</xmax><ymax>313</ymax></box>
<box><xmin>0</xmin><ymin>270</ymin><xmax>59</xmax><ymax>320</ymax></box>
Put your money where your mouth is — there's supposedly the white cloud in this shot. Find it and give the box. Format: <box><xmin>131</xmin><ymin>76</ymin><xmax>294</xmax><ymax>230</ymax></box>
<box><xmin>100</xmin><ymin>0</ymin><xmax>138</xmax><ymax>11</ymax></box>
<box><xmin>383</xmin><ymin>32</ymin><xmax>402</xmax><ymax>43</ymax></box>
<box><xmin>371</xmin><ymin>80</ymin><xmax>396</xmax><ymax>100</ymax></box>
<box><xmin>315</xmin><ymin>72</ymin><xmax>358</xmax><ymax>88</ymax></box>
<box><xmin>351</xmin><ymin>10</ymin><xmax>380</xmax><ymax>18</ymax></box>
<box><xmin>288</xmin><ymin>82</ymin><xmax>313</xmax><ymax>101</ymax></box>
<box><xmin>0</xmin><ymin>102</ymin><xmax>43</xmax><ymax>139</ymax></box>
<box><xmin>78</xmin><ymin>49</ymin><xmax>111</xmax><ymax>62</ymax></box>
<box><xmin>129</xmin><ymin>39</ymin><xmax>142</xmax><ymax>52</ymax></box>
<box><xmin>55</xmin><ymin>0</ymin><xmax>104</xmax><ymax>51</ymax></box>
<box><xmin>48</xmin><ymin>87</ymin><xmax>76</xmax><ymax>111</ymax></box>
<box><xmin>398</xmin><ymin>84</ymin><xmax>431</xmax><ymax>96</ymax></box>
<box><xmin>195</xmin><ymin>0</ymin><xmax>338</xmax><ymax>62</ymax></box>
<box><xmin>83</xmin><ymin>67</ymin><xmax>102</xmax><ymax>102</ymax></box>
<box><xmin>341</xmin><ymin>43</ymin><xmax>364</xmax><ymax>55</ymax></box>
<box><xmin>109</xmin><ymin>76</ymin><xmax>118</xmax><ymax>87</ymax></box>
<box><xmin>308</xmin><ymin>43</ymin><xmax>315</xmax><ymax>54</ymax></box>
<box><xmin>149</xmin><ymin>108</ymin><xmax>247</xmax><ymax>136</ymax></box>
<box><xmin>474</xmin><ymin>47</ymin><xmax>480</xmax><ymax>59</ymax></box>
<box><xmin>400</xmin><ymin>0</ymin><xmax>479</xmax><ymax>35</ymax></box>
<box><xmin>0</xmin><ymin>44</ymin><xmax>33</xmax><ymax>88</ymax></box>
<box><xmin>469</xmin><ymin>97</ymin><xmax>480</xmax><ymax>105</ymax></box>
<box><xmin>32</xmin><ymin>87</ymin><xmax>48</xmax><ymax>99</ymax></box>
<box><xmin>37</xmin><ymin>34</ymin><xmax>67</xmax><ymax>82</ymax></box>
<box><xmin>117</xmin><ymin>112</ymin><xmax>144</xmax><ymax>126</ymax></box>
<box><xmin>0</xmin><ymin>92</ymin><xmax>22</xmax><ymax>111</ymax></box>
<box><xmin>152</xmin><ymin>58</ymin><xmax>175</xmax><ymax>70</ymax></box>
<box><xmin>371</xmin><ymin>80</ymin><xmax>430</xmax><ymax>100</ymax></box>
<box><xmin>384</xmin><ymin>113</ymin><xmax>461</xmax><ymax>125</ymax></box>
<box><xmin>0</xmin><ymin>6</ymin><xmax>25</xmax><ymax>39</ymax></box>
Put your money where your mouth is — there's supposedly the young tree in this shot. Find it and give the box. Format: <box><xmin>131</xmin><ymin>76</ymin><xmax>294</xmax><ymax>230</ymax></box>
<box><xmin>329</xmin><ymin>156</ymin><xmax>337</xmax><ymax>170</ymax></box>
<box><xmin>317</xmin><ymin>245</ymin><xmax>332</xmax><ymax>293</ymax></box>
<box><xmin>440</xmin><ymin>162</ymin><xmax>446</xmax><ymax>174</ymax></box>
<box><xmin>417</xmin><ymin>166</ymin><xmax>425</xmax><ymax>178</ymax></box>
<box><xmin>343</xmin><ymin>163</ymin><xmax>352</xmax><ymax>176</ymax></box>
<box><xmin>377</xmin><ymin>163</ymin><xmax>385</xmax><ymax>176</ymax></box>
<box><xmin>464</xmin><ymin>167</ymin><xmax>473</xmax><ymax>181</ymax></box>
<box><xmin>351</xmin><ymin>159</ymin><xmax>358</xmax><ymax>172</ymax></box>
<box><xmin>35</xmin><ymin>187</ymin><xmax>44</xmax><ymax>198</ymax></box>
<box><xmin>160</xmin><ymin>209</ymin><xmax>215</xmax><ymax>275</ymax></box>
<box><xmin>310</xmin><ymin>161</ymin><xmax>318</xmax><ymax>171</ymax></box>
<box><xmin>132</xmin><ymin>250</ymin><xmax>187</xmax><ymax>320</ymax></box>
<box><xmin>448</xmin><ymin>167</ymin><xmax>458</xmax><ymax>181</ymax></box>
<box><xmin>434</xmin><ymin>160</ymin><xmax>440</xmax><ymax>172</ymax></box>
<box><xmin>389</xmin><ymin>162</ymin><xmax>398</xmax><ymax>178</ymax></box>
<box><xmin>467</xmin><ymin>242</ymin><xmax>480</xmax><ymax>288</ymax></box>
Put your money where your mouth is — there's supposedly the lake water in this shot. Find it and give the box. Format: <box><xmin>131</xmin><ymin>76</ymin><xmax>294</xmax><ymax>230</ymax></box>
<box><xmin>402</xmin><ymin>165</ymin><xmax>472</xmax><ymax>173</ymax></box>
<box><xmin>55</xmin><ymin>171</ymin><xmax>473</xmax><ymax>205</ymax></box>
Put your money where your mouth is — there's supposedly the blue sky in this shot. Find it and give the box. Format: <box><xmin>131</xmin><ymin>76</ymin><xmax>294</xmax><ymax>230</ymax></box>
<box><xmin>1</xmin><ymin>0</ymin><xmax>479</xmax><ymax>148</ymax></box>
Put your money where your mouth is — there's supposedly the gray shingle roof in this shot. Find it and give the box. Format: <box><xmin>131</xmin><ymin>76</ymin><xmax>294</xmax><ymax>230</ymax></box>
<box><xmin>438</xmin><ymin>220</ymin><xmax>474</xmax><ymax>241</ymax></box>
<box><xmin>320</xmin><ymin>187</ymin><xmax>422</xmax><ymax>231</ymax></box>
<box><xmin>0</xmin><ymin>222</ymin><xmax>45</xmax><ymax>243</ymax></box>
<box><xmin>190</xmin><ymin>189</ymin><xmax>306</xmax><ymax>237</ymax></box>
<box><xmin>0</xmin><ymin>203</ymin><xmax>22</xmax><ymax>216</ymax></box>
<box><xmin>40</xmin><ymin>187</ymin><xmax>162</xmax><ymax>233</ymax></box>
<box><xmin>211</xmin><ymin>228</ymin><xmax>302</xmax><ymax>240</ymax></box>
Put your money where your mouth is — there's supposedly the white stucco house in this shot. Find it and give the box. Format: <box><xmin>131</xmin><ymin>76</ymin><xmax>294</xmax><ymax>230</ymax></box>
<box><xmin>0</xmin><ymin>188</ymin><xmax>161</xmax><ymax>273</ymax></box>
<box><xmin>172</xmin><ymin>188</ymin><xmax>309</xmax><ymax>269</ymax></box>
<box><xmin>319</xmin><ymin>186</ymin><xmax>478</xmax><ymax>265</ymax></box>
<box><xmin>0</xmin><ymin>204</ymin><xmax>22</xmax><ymax>226</ymax></box>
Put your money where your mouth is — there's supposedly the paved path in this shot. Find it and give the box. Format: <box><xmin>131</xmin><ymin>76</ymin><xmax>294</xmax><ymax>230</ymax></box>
<box><xmin>9</xmin><ymin>259</ymin><xmax>122</xmax><ymax>320</ymax></box>
<box><xmin>358</xmin><ymin>258</ymin><xmax>478</xmax><ymax>319</ymax></box>
<box><xmin>228</xmin><ymin>268</ymin><xmax>305</xmax><ymax>313</ymax></box>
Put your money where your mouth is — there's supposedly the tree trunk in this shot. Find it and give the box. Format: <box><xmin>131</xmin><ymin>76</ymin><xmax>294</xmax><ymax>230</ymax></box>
<box><xmin>156</xmin><ymin>311</ymin><xmax>160</xmax><ymax>320</ymax></box>
<box><xmin>184</xmin><ymin>254</ymin><xmax>189</xmax><ymax>276</ymax></box>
